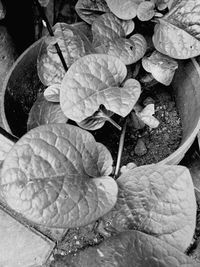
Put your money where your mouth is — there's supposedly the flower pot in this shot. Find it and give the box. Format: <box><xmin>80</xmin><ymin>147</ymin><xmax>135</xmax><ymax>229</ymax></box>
<box><xmin>1</xmin><ymin>38</ymin><xmax>200</xmax><ymax>165</ymax></box>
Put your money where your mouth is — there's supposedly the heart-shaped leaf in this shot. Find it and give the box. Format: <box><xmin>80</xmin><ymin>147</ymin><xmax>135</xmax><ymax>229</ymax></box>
<box><xmin>60</xmin><ymin>54</ymin><xmax>142</xmax><ymax>122</ymax></box>
<box><xmin>0</xmin><ymin>124</ymin><xmax>118</xmax><ymax>228</ymax></box>
<box><xmin>136</xmin><ymin>104</ymin><xmax>159</xmax><ymax>128</ymax></box>
<box><xmin>137</xmin><ymin>1</ymin><xmax>155</xmax><ymax>21</ymax></box>
<box><xmin>53</xmin><ymin>230</ymin><xmax>200</xmax><ymax>267</ymax></box>
<box><xmin>75</xmin><ymin>0</ymin><xmax>110</xmax><ymax>24</ymax></box>
<box><xmin>37</xmin><ymin>22</ymin><xmax>94</xmax><ymax>86</ymax></box>
<box><xmin>27</xmin><ymin>94</ymin><xmax>67</xmax><ymax>131</ymax></box>
<box><xmin>99</xmin><ymin>164</ymin><xmax>196</xmax><ymax>251</ymax></box>
<box><xmin>153</xmin><ymin>0</ymin><xmax>200</xmax><ymax>59</ymax></box>
<box><xmin>105</xmin><ymin>0</ymin><xmax>144</xmax><ymax>20</ymax></box>
<box><xmin>142</xmin><ymin>50</ymin><xmax>178</xmax><ymax>85</ymax></box>
<box><xmin>43</xmin><ymin>84</ymin><xmax>60</xmax><ymax>102</ymax></box>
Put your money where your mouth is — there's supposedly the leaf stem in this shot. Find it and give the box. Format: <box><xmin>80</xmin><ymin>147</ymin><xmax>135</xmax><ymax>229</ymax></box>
<box><xmin>99</xmin><ymin>107</ymin><xmax>122</xmax><ymax>131</ymax></box>
<box><xmin>113</xmin><ymin>118</ymin><xmax>127</xmax><ymax>179</ymax></box>
<box><xmin>34</xmin><ymin>0</ymin><xmax>68</xmax><ymax>72</ymax></box>
<box><xmin>106</xmin><ymin>117</ymin><xmax>122</xmax><ymax>131</ymax></box>
<box><xmin>194</xmin><ymin>186</ymin><xmax>200</xmax><ymax>194</ymax></box>
<box><xmin>0</xmin><ymin>127</ymin><xmax>18</xmax><ymax>143</ymax></box>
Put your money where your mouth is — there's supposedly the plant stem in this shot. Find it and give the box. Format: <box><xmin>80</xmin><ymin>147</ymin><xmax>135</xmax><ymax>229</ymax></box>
<box><xmin>99</xmin><ymin>107</ymin><xmax>122</xmax><ymax>131</ymax></box>
<box><xmin>0</xmin><ymin>126</ymin><xmax>18</xmax><ymax>143</ymax></box>
<box><xmin>113</xmin><ymin>118</ymin><xmax>127</xmax><ymax>179</ymax></box>
<box><xmin>194</xmin><ymin>186</ymin><xmax>200</xmax><ymax>194</ymax></box>
<box><xmin>34</xmin><ymin>0</ymin><xmax>68</xmax><ymax>72</ymax></box>
<box><xmin>106</xmin><ymin>117</ymin><xmax>122</xmax><ymax>131</ymax></box>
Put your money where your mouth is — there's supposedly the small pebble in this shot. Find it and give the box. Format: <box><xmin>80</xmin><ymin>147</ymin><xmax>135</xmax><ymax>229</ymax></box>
<box><xmin>163</xmin><ymin>133</ymin><xmax>170</xmax><ymax>141</ymax></box>
<box><xmin>168</xmin><ymin>101</ymin><xmax>175</xmax><ymax>111</ymax></box>
<box><xmin>134</xmin><ymin>139</ymin><xmax>147</xmax><ymax>156</ymax></box>
<box><xmin>93</xmin><ymin>237</ymin><xmax>98</xmax><ymax>243</ymax></box>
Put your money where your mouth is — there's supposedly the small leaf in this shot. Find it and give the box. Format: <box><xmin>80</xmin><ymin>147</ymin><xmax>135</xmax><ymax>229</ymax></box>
<box><xmin>105</xmin><ymin>0</ymin><xmax>144</xmax><ymax>20</ymax></box>
<box><xmin>54</xmin><ymin>230</ymin><xmax>200</xmax><ymax>267</ymax></box>
<box><xmin>153</xmin><ymin>0</ymin><xmax>200</xmax><ymax>59</ymax></box>
<box><xmin>128</xmin><ymin>111</ymin><xmax>145</xmax><ymax>130</ymax></box>
<box><xmin>77</xmin><ymin>107</ymin><xmax>114</xmax><ymax>131</ymax></box>
<box><xmin>142</xmin><ymin>50</ymin><xmax>178</xmax><ymax>85</ymax></box>
<box><xmin>121</xmin><ymin>19</ymin><xmax>135</xmax><ymax>36</ymax></box>
<box><xmin>99</xmin><ymin>164</ymin><xmax>197</xmax><ymax>251</ymax></box>
<box><xmin>155</xmin><ymin>0</ymin><xmax>174</xmax><ymax>10</ymax></box>
<box><xmin>75</xmin><ymin>0</ymin><xmax>110</xmax><ymax>24</ymax></box>
<box><xmin>0</xmin><ymin>124</ymin><xmax>118</xmax><ymax>228</ymax></box>
<box><xmin>137</xmin><ymin>1</ymin><xmax>155</xmax><ymax>21</ymax></box>
<box><xmin>60</xmin><ymin>54</ymin><xmax>134</xmax><ymax>122</ymax></box>
<box><xmin>27</xmin><ymin>94</ymin><xmax>67</xmax><ymax>131</ymax></box>
<box><xmin>38</xmin><ymin>0</ymin><xmax>50</xmax><ymax>7</ymax></box>
<box><xmin>43</xmin><ymin>84</ymin><xmax>60</xmax><ymax>102</ymax></box>
<box><xmin>37</xmin><ymin>22</ymin><xmax>94</xmax><ymax>86</ymax></box>
<box><xmin>136</xmin><ymin>104</ymin><xmax>159</xmax><ymax>128</ymax></box>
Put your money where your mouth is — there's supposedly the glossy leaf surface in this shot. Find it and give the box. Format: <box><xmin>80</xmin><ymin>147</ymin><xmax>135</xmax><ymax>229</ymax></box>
<box><xmin>60</xmin><ymin>54</ymin><xmax>142</xmax><ymax>122</ymax></box>
<box><xmin>1</xmin><ymin>124</ymin><xmax>118</xmax><ymax>228</ymax></box>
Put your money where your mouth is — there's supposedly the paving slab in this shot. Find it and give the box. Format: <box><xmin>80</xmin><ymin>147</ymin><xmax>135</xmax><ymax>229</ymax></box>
<box><xmin>0</xmin><ymin>208</ymin><xmax>55</xmax><ymax>267</ymax></box>
<box><xmin>0</xmin><ymin>199</ymin><xmax>68</xmax><ymax>242</ymax></box>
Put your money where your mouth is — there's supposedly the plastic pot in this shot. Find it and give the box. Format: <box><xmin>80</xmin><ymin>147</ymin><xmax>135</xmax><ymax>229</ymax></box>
<box><xmin>1</xmin><ymin>39</ymin><xmax>200</xmax><ymax>165</ymax></box>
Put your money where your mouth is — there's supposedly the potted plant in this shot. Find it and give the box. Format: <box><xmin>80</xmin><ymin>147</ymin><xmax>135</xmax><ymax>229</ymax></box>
<box><xmin>1</xmin><ymin>0</ymin><xmax>200</xmax><ymax>266</ymax></box>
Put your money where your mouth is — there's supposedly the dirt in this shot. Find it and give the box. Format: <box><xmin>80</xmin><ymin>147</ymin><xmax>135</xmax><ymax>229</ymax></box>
<box><xmin>92</xmin><ymin>84</ymin><xmax>182</xmax><ymax>168</ymax></box>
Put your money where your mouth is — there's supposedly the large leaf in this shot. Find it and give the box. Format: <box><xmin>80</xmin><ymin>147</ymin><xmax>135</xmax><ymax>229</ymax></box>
<box><xmin>99</xmin><ymin>164</ymin><xmax>196</xmax><ymax>251</ymax></box>
<box><xmin>75</xmin><ymin>0</ymin><xmax>110</xmax><ymax>24</ymax></box>
<box><xmin>60</xmin><ymin>54</ymin><xmax>141</xmax><ymax>122</ymax></box>
<box><xmin>53</xmin><ymin>230</ymin><xmax>200</xmax><ymax>267</ymax></box>
<box><xmin>0</xmin><ymin>124</ymin><xmax>118</xmax><ymax>228</ymax></box>
<box><xmin>27</xmin><ymin>94</ymin><xmax>67</xmax><ymax>131</ymax></box>
<box><xmin>92</xmin><ymin>13</ymin><xmax>146</xmax><ymax>65</ymax></box>
<box><xmin>105</xmin><ymin>0</ymin><xmax>144</xmax><ymax>20</ymax></box>
<box><xmin>153</xmin><ymin>0</ymin><xmax>200</xmax><ymax>59</ymax></box>
<box><xmin>37</xmin><ymin>22</ymin><xmax>94</xmax><ymax>86</ymax></box>
<box><xmin>142</xmin><ymin>50</ymin><xmax>178</xmax><ymax>85</ymax></box>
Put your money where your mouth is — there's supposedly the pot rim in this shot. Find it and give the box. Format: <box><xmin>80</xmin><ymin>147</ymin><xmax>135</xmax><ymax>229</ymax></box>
<box><xmin>1</xmin><ymin>37</ymin><xmax>44</xmax><ymax>136</ymax></box>
<box><xmin>1</xmin><ymin>39</ymin><xmax>200</xmax><ymax>165</ymax></box>
<box><xmin>159</xmin><ymin>58</ymin><xmax>200</xmax><ymax>165</ymax></box>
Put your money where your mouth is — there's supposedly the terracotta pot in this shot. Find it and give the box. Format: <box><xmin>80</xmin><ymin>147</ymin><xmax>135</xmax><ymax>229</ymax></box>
<box><xmin>2</xmin><ymin>38</ymin><xmax>200</xmax><ymax>165</ymax></box>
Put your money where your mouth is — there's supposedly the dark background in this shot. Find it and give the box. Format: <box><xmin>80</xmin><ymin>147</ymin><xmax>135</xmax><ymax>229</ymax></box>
<box><xmin>0</xmin><ymin>0</ymin><xmax>78</xmax><ymax>54</ymax></box>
